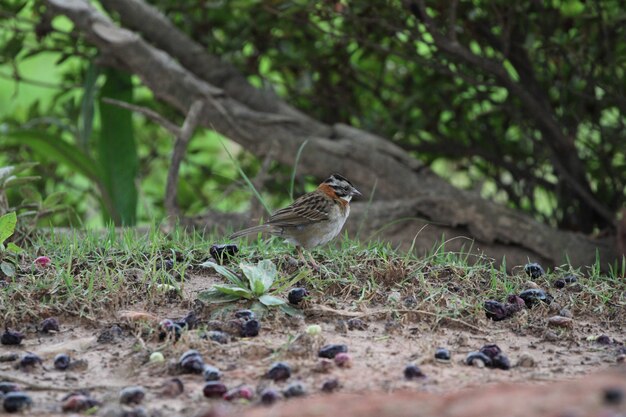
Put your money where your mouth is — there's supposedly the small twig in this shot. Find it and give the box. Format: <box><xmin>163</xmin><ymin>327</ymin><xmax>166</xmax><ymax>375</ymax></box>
<box><xmin>165</xmin><ymin>100</ymin><xmax>204</xmax><ymax>218</ymax></box>
<box><xmin>101</xmin><ymin>97</ymin><xmax>180</xmax><ymax>135</ymax></box>
<box><xmin>0</xmin><ymin>371</ymin><xmax>119</xmax><ymax>392</ymax></box>
<box><xmin>308</xmin><ymin>305</ymin><xmax>483</xmax><ymax>332</ymax></box>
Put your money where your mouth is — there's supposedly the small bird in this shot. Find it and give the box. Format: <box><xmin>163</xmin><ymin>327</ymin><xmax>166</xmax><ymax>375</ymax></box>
<box><xmin>229</xmin><ymin>174</ymin><xmax>361</xmax><ymax>267</ymax></box>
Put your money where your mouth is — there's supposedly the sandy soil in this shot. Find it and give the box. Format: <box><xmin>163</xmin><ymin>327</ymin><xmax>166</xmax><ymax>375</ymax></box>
<box><xmin>1</xmin><ymin>270</ymin><xmax>624</xmax><ymax>416</ymax></box>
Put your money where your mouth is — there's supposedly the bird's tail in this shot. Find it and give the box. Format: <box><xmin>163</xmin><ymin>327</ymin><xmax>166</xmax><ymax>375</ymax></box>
<box><xmin>229</xmin><ymin>224</ymin><xmax>271</xmax><ymax>240</ymax></box>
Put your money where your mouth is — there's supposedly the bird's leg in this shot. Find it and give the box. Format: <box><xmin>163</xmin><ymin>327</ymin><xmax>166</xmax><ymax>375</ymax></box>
<box><xmin>296</xmin><ymin>246</ymin><xmax>319</xmax><ymax>271</ymax></box>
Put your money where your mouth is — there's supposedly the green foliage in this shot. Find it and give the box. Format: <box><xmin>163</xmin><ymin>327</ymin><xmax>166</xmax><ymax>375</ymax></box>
<box><xmin>198</xmin><ymin>259</ymin><xmax>300</xmax><ymax>315</ymax></box>
<box><xmin>98</xmin><ymin>69</ymin><xmax>138</xmax><ymax>225</ymax></box>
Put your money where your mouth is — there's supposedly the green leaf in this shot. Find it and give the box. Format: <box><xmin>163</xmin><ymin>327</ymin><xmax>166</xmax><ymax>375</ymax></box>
<box><xmin>279</xmin><ymin>304</ymin><xmax>304</xmax><ymax>317</ymax></box>
<box><xmin>0</xmin><ymin>163</ymin><xmax>38</xmax><ymax>186</ymax></box>
<box><xmin>200</xmin><ymin>261</ymin><xmax>247</xmax><ymax>288</ymax></box>
<box><xmin>43</xmin><ymin>191</ymin><xmax>67</xmax><ymax>208</ymax></box>
<box><xmin>241</xmin><ymin>259</ymin><xmax>277</xmax><ymax>296</ymax></box>
<box><xmin>196</xmin><ymin>289</ymin><xmax>241</xmax><ymax>304</ymax></box>
<box><xmin>6</xmin><ymin>242</ymin><xmax>22</xmax><ymax>254</ymax></box>
<box><xmin>258</xmin><ymin>294</ymin><xmax>286</xmax><ymax>306</ymax></box>
<box><xmin>98</xmin><ymin>68</ymin><xmax>138</xmax><ymax>226</ymax></box>
<box><xmin>1</xmin><ymin>130</ymin><xmax>101</xmax><ymax>182</ymax></box>
<box><xmin>0</xmin><ymin>211</ymin><xmax>17</xmax><ymax>245</ymax></box>
<box><xmin>0</xmin><ymin>261</ymin><xmax>15</xmax><ymax>277</ymax></box>
<box><xmin>212</xmin><ymin>284</ymin><xmax>253</xmax><ymax>299</ymax></box>
<box><xmin>79</xmin><ymin>63</ymin><xmax>100</xmax><ymax>149</ymax></box>
<box><xmin>3</xmin><ymin>175</ymin><xmax>41</xmax><ymax>188</ymax></box>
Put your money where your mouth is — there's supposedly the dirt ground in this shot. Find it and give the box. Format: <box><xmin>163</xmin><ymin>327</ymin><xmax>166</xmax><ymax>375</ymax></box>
<box><xmin>1</xmin><ymin>269</ymin><xmax>624</xmax><ymax>416</ymax></box>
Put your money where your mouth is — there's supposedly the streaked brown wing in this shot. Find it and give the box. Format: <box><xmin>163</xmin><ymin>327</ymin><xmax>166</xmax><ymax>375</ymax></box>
<box><xmin>268</xmin><ymin>192</ymin><xmax>331</xmax><ymax>227</ymax></box>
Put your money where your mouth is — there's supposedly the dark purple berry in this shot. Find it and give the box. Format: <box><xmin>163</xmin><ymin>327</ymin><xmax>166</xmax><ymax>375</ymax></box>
<box><xmin>223</xmin><ymin>386</ymin><xmax>254</xmax><ymax>401</ymax></box>
<box><xmin>234</xmin><ymin>310</ymin><xmax>255</xmax><ymax>320</ymax></box>
<box><xmin>3</xmin><ymin>392</ymin><xmax>33</xmax><ymax>413</ymax></box>
<box><xmin>19</xmin><ymin>353</ymin><xmax>42</xmax><ymax>369</ymax></box>
<box><xmin>334</xmin><ymin>352</ymin><xmax>352</xmax><ymax>368</ymax></box>
<box><xmin>321</xmin><ymin>378</ymin><xmax>340</xmax><ymax>393</ymax></box>
<box><xmin>267</xmin><ymin>362</ymin><xmax>291</xmax><ymax>381</ymax></box>
<box><xmin>287</xmin><ymin>288</ymin><xmax>308</xmax><ymax>305</ymax></box>
<box><xmin>204</xmin><ymin>330</ymin><xmax>229</xmax><ymax>344</ymax></box>
<box><xmin>210</xmin><ymin>244</ymin><xmax>239</xmax><ymax>263</ymax></box>
<box><xmin>479</xmin><ymin>344</ymin><xmax>502</xmax><ymax>359</ymax></box>
<box><xmin>524</xmin><ymin>263</ymin><xmax>545</xmax><ymax>278</ymax></box>
<box><xmin>404</xmin><ymin>364</ymin><xmax>425</xmax><ymax>379</ymax></box>
<box><xmin>519</xmin><ymin>288</ymin><xmax>552</xmax><ymax>307</ymax></box>
<box><xmin>490</xmin><ymin>354</ymin><xmax>511</xmax><ymax>370</ymax></box>
<box><xmin>1</xmin><ymin>330</ymin><xmax>24</xmax><ymax>346</ymax></box>
<box><xmin>240</xmin><ymin>319</ymin><xmax>260</xmax><ymax>337</ymax></box>
<box><xmin>346</xmin><ymin>318</ymin><xmax>367</xmax><ymax>330</ymax></box>
<box><xmin>158</xmin><ymin>319</ymin><xmax>182</xmax><ymax>342</ymax></box>
<box><xmin>61</xmin><ymin>394</ymin><xmax>100</xmax><ymax>412</ymax></box>
<box><xmin>595</xmin><ymin>334</ymin><xmax>611</xmax><ymax>345</ymax></box>
<box><xmin>40</xmin><ymin>317</ymin><xmax>60</xmax><ymax>333</ymax></box>
<box><xmin>0</xmin><ymin>382</ymin><xmax>20</xmax><ymax>394</ymax></box>
<box><xmin>484</xmin><ymin>300</ymin><xmax>513</xmax><ymax>321</ymax></box>
<box><xmin>434</xmin><ymin>347</ymin><xmax>450</xmax><ymax>360</ymax></box>
<box><xmin>283</xmin><ymin>382</ymin><xmax>306</xmax><ymax>398</ymax></box>
<box><xmin>603</xmin><ymin>387</ymin><xmax>623</xmax><ymax>405</ymax></box>
<box><xmin>260</xmin><ymin>389</ymin><xmax>280</xmax><ymax>405</ymax></box>
<box><xmin>119</xmin><ymin>386</ymin><xmax>146</xmax><ymax>405</ymax></box>
<box><xmin>318</xmin><ymin>344</ymin><xmax>348</xmax><ymax>359</ymax></box>
<box><xmin>202</xmin><ymin>365</ymin><xmax>222</xmax><ymax>381</ymax></box>
<box><xmin>554</xmin><ymin>279</ymin><xmax>566</xmax><ymax>289</ymax></box>
<box><xmin>174</xmin><ymin>311</ymin><xmax>198</xmax><ymax>330</ymax></box>
<box><xmin>54</xmin><ymin>353</ymin><xmax>71</xmax><ymax>370</ymax></box>
<box><xmin>179</xmin><ymin>350</ymin><xmax>204</xmax><ymax>374</ymax></box>
<box><xmin>465</xmin><ymin>351</ymin><xmax>492</xmax><ymax>367</ymax></box>
<box><xmin>202</xmin><ymin>381</ymin><xmax>227</xmax><ymax>398</ymax></box>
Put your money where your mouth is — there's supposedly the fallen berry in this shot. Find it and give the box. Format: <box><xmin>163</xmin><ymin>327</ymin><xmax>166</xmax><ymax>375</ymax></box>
<box><xmin>321</xmin><ymin>378</ymin><xmax>340</xmax><ymax>393</ymax></box>
<box><xmin>519</xmin><ymin>288</ymin><xmax>553</xmax><ymax>307</ymax></box>
<box><xmin>19</xmin><ymin>353</ymin><xmax>42</xmax><ymax>369</ymax></box>
<box><xmin>1</xmin><ymin>330</ymin><xmax>24</xmax><ymax>346</ymax></box>
<box><xmin>240</xmin><ymin>319</ymin><xmax>260</xmax><ymax>337</ymax></box>
<box><xmin>346</xmin><ymin>318</ymin><xmax>367</xmax><ymax>330</ymax></box>
<box><xmin>34</xmin><ymin>256</ymin><xmax>51</xmax><ymax>268</ymax></box>
<box><xmin>596</xmin><ymin>334</ymin><xmax>612</xmax><ymax>345</ymax></box>
<box><xmin>204</xmin><ymin>330</ymin><xmax>229</xmax><ymax>344</ymax></box>
<box><xmin>318</xmin><ymin>344</ymin><xmax>348</xmax><ymax>359</ymax></box>
<box><xmin>119</xmin><ymin>386</ymin><xmax>146</xmax><ymax>405</ymax></box>
<box><xmin>287</xmin><ymin>288</ymin><xmax>308</xmax><ymax>305</ymax></box>
<box><xmin>479</xmin><ymin>344</ymin><xmax>502</xmax><ymax>359</ymax></box>
<box><xmin>306</xmin><ymin>324</ymin><xmax>322</xmax><ymax>335</ymax></box>
<box><xmin>334</xmin><ymin>352</ymin><xmax>352</xmax><ymax>368</ymax></box>
<box><xmin>465</xmin><ymin>351</ymin><xmax>492</xmax><ymax>367</ymax></box>
<box><xmin>210</xmin><ymin>244</ymin><xmax>239</xmax><ymax>263</ymax></box>
<box><xmin>0</xmin><ymin>382</ymin><xmax>20</xmax><ymax>394</ymax></box>
<box><xmin>179</xmin><ymin>350</ymin><xmax>204</xmax><ymax>374</ymax></box>
<box><xmin>61</xmin><ymin>394</ymin><xmax>99</xmax><ymax>412</ymax></box>
<box><xmin>158</xmin><ymin>319</ymin><xmax>182</xmax><ymax>342</ymax></box>
<box><xmin>223</xmin><ymin>385</ymin><xmax>254</xmax><ymax>401</ymax></box>
<box><xmin>603</xmin><ymin>387</ymin><xmax>624</xmax><ymax>405</ymax></box>
<box><xmin>202</xmin><ymin>365</ymin><xmax>222</xmax><ymax>381</ymax></box>
<box><xmin>3</xmin><ymin>392</ymin><xmax>33</xmax><ymax>413</ymax></box>
<box><xmin>149</xmin><ymin>352</ymin><xmax>165</xmax><ymax>363</ymax></box>
<box><xmin>40</xmin><ymin>317</ymin><xmax>60</xmax><ymax>333</ymax></box>
<box><xmin>283</xmin><ymin>382</ymin><xmax>306</xmax><ymax>398</ymax></box>
<box><xmin>267</xmin><ymin>362</ymin><xmax>291</xmax><ymax>381</ymax></box>
<box><xmin>404</xmin><ymin>364</ymin><xmax>425</xmax><ymax>379</ymax></box>
<box><xmin>235</xmin><ymin>309</ymin><xmax>256</xmax><ymax>320</ymax></box>
<box><xmin>260</xmin><ymin>389</ymin><xmax>280</xmax><ymax>405</ymax></box>
<box><xmin>54</xmin><ymin>353</ymin><xmax>71</xmax><ymax>370</ymax></box>
<box><xmin>203</xmin><ymin>381</ymin><xmax>227</xmax><ymax>398</ymax></box>
<box><xmin>524</xmin><ymin>263</ymin><xmax>545</xmax><ymax>278</ymax></box>
<box><xmin>491</xmin><ymin>354</ymin><xmax>511</xmax><ymax>370</ymax></box>
<box><xmin>174</xmin><ymin>311</ymin><xmax>198</xmax><ymax>330</ymax></box>
<box><xmin>434</xmin><ymin>347</ymin><xmax>451</xmax><ymax>361</ymax></box>
<box><xmin>484</xmin><ymin>300</ymin><xmax>514</xmax><ymax>321</ymax></box>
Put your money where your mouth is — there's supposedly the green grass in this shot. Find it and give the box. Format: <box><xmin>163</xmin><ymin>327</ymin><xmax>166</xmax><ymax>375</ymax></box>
<box><xmin>0</xmin><ymin>225</ymin><xmax>624</xmax><ymax>328</ymax></box>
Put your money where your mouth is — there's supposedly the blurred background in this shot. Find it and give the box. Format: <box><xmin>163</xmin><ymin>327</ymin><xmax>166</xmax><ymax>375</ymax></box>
<box><xmin>0</xmin><ymin>0</ymin><xmax>624</xmax><ymax>243</ymax></box>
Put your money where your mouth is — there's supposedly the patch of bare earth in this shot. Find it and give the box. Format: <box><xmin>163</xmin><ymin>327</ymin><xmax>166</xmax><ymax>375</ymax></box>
<box><xmin>1</xmin><ymin>269</ymin><xmax>624</xmax><ymax>416</ymax></box>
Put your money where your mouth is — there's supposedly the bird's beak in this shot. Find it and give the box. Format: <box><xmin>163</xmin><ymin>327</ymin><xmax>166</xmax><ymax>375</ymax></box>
<box><xmin>351</xmin><ymin>187</ymin><xmax>362</xmax><ymax>197</ymax></box>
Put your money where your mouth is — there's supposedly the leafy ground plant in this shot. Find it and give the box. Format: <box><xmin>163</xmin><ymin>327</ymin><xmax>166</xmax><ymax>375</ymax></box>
<box><xmin>198</xmin><ymin>259</ymin><xmax>300</xmax><ymax>315</ymax></box>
